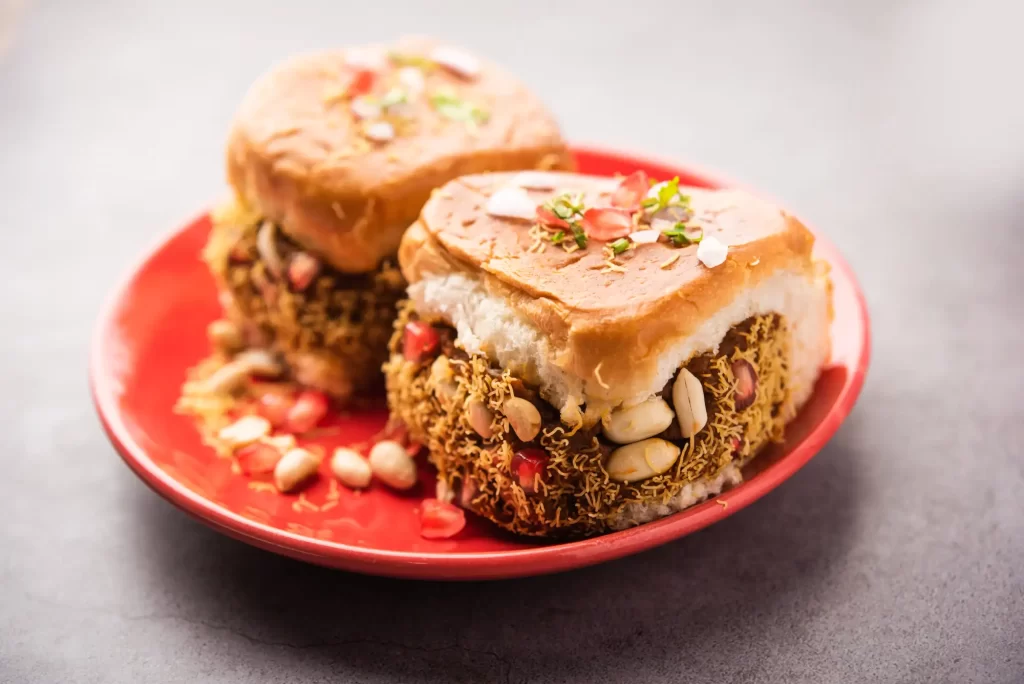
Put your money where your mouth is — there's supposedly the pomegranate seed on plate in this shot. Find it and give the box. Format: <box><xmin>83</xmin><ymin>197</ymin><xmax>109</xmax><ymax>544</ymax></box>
<box><xmin>256</xmin><ymin>392</ymin><xmax>296</xmax><ymax>428</ymax></box>
<box><xmin>581</xmin><ymin>207</ymin><xmax>633</xmax><ymax>241</ymax></box>
<box><xmin>611</xmin><ymin>171</ymin><xmax>649</xmax><ymax>212</ymax></box>
<box><xmin>511</xmin><ymin>448</ymin><xmax>549</xmax><ymax>494</ymax></box>
<box><xmin>285</xmin><ymin>390</ymin><xmax>329</xmax><ymax>434</ymax></box>
<box><xmin>402</xmin><ymin>321</ymin><xmax>440</xmax><ymax>362</ymax></box>
<box><xmin>345</xmin><ymin>67</ymin><xmax>376</xmax><ymax>97</ymax></box>
<box><xmin>236</xmin><ymin>442</ymin><xmax>283</xmax><ymax>475</ymax></box>
<box><xmin>535</xmin><ymin>205</ymin><xmax>569</xmax><ymax>228</ymax></box>
<box><xmin>420</xmin><ymin>498</ymin><xmax>467</xmax><ymax>539</ymax></box>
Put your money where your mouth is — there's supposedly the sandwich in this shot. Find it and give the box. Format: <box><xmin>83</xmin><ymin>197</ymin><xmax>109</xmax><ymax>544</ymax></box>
<box><xmin>385</xmin><ymin>170</ymin><xmax>832</xmax><ymax>536</ymax></box>
<box><xmin>199</xmin><ymin>37</ymin><xmax>572</xmax><ymax>402</ymax></box>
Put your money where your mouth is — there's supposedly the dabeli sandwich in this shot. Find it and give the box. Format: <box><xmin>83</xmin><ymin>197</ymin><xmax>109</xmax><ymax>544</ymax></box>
<box><xmin>197</xmin><ymin>37</ymin><xmax>572</xmax><ymax>404</ymax></box>
<box><xmin>385</xmin><ymin>171</ymin><xmax>832</xmax><ymax>537</ymax></box>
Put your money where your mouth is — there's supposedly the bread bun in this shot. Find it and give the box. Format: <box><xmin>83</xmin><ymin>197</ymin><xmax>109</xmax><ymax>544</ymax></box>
<box><xmin>226</xmin><ymin>37</ymin><xmax>573</xmax><ymax>274</ymax></box>
<box><xmin>400</xmin><ymin>172</ymin><xmax>832</xmax><ymax>416</ymax></box>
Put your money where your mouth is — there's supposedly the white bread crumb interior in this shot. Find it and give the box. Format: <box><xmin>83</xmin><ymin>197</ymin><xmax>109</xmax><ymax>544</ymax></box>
<box><xmin>408</xmin><ymin>266</ymin><xmax>830</xmax><ymax>421</ymax></box>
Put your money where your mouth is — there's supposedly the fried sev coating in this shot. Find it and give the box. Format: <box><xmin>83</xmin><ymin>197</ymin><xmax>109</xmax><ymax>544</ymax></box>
<box><xmin>204</xmin><ymin>199</ymin><xmax>406</xmax><ymax>398</ymax></box>
<box><xmin>385</xmin><ymin>302</ymin><xmax>792</xmax><ymax>537</ymax></box>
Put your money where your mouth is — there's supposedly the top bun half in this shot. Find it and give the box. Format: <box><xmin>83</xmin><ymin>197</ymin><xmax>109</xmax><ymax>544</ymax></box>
<box><xmin>226</xmin><ymin>36</ymin><xmax>573</xmax><ymax>273</ymax></box>
<box><xmin>400</xmin><ymin>171</ymin><xmax>831</xmax><ymax>417</ymax></box>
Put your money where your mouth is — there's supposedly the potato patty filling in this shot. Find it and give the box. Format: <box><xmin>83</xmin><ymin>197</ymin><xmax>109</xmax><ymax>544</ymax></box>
<box><xmin>203</xmin><ymin>200</ymin><xmax>406</xmax><ymax>398</ymax></box>
<box><xmin>384</xmin><ymin>302</ymin><xmax>792</xmax><ymax>537</ymax></box>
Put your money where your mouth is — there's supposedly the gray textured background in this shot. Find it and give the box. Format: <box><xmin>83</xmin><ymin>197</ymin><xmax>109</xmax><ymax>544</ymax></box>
<box><xmin>2</xmin><ymin>1</ymin><xmax>1022</xmax><ymax>682</ymax></box>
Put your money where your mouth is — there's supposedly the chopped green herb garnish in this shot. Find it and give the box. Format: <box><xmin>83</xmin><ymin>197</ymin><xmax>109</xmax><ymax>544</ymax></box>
<box><xmin>552</xmin><ymin>204</ymin><xmax>573</xmax><ymax>220</ymax></box>
<box><xmin>542</xmin><ymin>192</ymin><xmax>589</xmax><ymax>249</ymax></box>
<box><xmin>610</xmin><ymin>238</ymin><xmax>631</xmax><ymax>255</ymax></box>
<box><xmin>430</xmin><ymin>88</ymin><xmax>489</xmax><ymax>124</ymax></box>
<box><xmin>644</xmin><ymin>176</ymin><xmax>692</xmax><ymax>215</ymax></box>
<box><xmin>388</xmin><ymin>51</ymin><xmax>435</xmax><ymax>69</ymax></box>
<box><xmin>544</xmin><ymin>193</ymin><xmax>585</xmax><ymax>220</ymax></box>
<box><xmin>550</xmin><ymin>231</ymin><xmax>565</xmax><ymax>244</ymax></box>
<box><xmin>571</xmin><ymin>225</ymin><xmax>588</xmax><ymax>249</ymax></box>
<box><xmin>661</xmin><ymin>221</ymin><xmax>703</xmax><ymax>246</ymax></box>
<box><xmin>657</xmin><ymin>177</ymin><xmax>680</xmax><ymax>207</ymax></box>
<box><xmin>379</xmin><ymin>87</ymin><xmax>407</xmax><ymax>109</ymax></box>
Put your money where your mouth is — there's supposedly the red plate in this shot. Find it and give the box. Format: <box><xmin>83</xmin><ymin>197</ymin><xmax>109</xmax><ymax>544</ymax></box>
<box><xmin>90</xmin><ymin>146</ymin><xmax>870</xmax><ymax>580</ymax></box>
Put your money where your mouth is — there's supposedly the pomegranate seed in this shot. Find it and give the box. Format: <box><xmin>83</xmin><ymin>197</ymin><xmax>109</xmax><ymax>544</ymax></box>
<box><xmin>535</xmin><ymin>205</ymin><xmax>569</xmax><ymax>228</ymax></box>
<box><xmin>420</xmin><ymin>499</ymin><xmax>466</xmax><ymax>539</ymax></box>
<box><xmin>511</xmin><ymin>448</ymin><xmax>549</xmax><ymax>494</ymax></box>
<box><xmin>731</xmin><ymin>359</ymin><xmax>758</xmax><ymax>411</ymax></box>
<box><xmin>287</xmin><ymin>252</ymin><xmax>321</xmax><ymax>292</ymax></box>
<box><xmin>402</xmin><ymin>321</ymin><xmax>440</xmax><ymax>363</ymax></box>
<box><xmin>236</xmin><ymin>442</ymin><xmax>283</xmax><ymax>475</ymax></box>
<box><xmin>256</xmin><ymin>392</ymin><xmax>296</xmax><ymax>428</ymax></box>
<box><xmin>730</xmin><ymin>436</ymin><xmax>744</xmax><ymax>456</ymax></box>
<box><xmin>345</xmin><ymin>67</ymin><xmax>377</xmax><ymax>97</ymax></box>
<box><xmin>285</xmin><ymin>390</ymin><xmax>329</xmax><ymax>434</ymax></box>
<box><xmin>611</xmin><ymin>171</ymin><xmax>649</xmax><ymax>212</ymax></box>
<box><xmin>582</xmin><ymin>207</ymin><xmax>633</xmax><ymax>241</ymax></box>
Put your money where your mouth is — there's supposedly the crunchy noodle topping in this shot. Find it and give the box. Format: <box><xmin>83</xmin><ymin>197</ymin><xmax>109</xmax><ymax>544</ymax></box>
<box><xmin>660</xmin><ymin>253</ymin><xmax>681</xmax><ymax>269</ymax></box>
<box><xmin>176</xmin><ymin>198</ymin><xmax>406</xmax><ymax>461</ymax></box>
<box><xmin>384</xmin><ymin>302</ymin><xmax>792</xmax><ymax>537</ymax></box>
<box><xmin>202</xmin><ymin>198</ymin><xmax>405</xmax><ymax>396</ymax></box>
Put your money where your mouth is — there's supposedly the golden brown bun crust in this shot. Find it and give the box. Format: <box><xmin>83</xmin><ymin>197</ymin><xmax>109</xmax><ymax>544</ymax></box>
<box><xmin>226</xmin><ymin>37</ymin><xmax>573</xmax><ymax>274</ymax></box>
<box><xmin>400</xmin><ymin>172</ymin><xmax>817</xmax><ymax>399</ymax></box>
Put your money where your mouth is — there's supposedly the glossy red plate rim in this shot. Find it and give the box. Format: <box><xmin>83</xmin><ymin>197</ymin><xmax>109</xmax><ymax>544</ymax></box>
<box><xmin>91</xmin><ymin>144</ymin><xmax>871</xmax><ymax>580</ymax></box>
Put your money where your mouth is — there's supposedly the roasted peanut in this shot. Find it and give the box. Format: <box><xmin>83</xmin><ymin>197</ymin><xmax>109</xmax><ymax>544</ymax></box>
<box><xmin>330</xmin><ymin>447</ymin><xmax>372</xmax><ymax>489</ymax></box>
<box><xmin>605</xmin><ymin>438</ymin><xmax>681</xmax><ymax>483</ymax></box>
<box><xmin>274</xmin><ymin>447</ymin><xmax>320</xmax><ymax>492</ymax></box>
<box><xmin>369</xmin><ymin>440</ymin><xmax>418</xmax><ymax>490</ymax></box>
<box><xmin>256</xmin><ymin>220</ymin><xmax>284</xmax><ymax>278</ymax></box>
<box><xmin>503</xmin><ymin>397</ymin><xmax>541</xmax><ymax>442</ymax></box>
<box><xmin>672</xmin><ymin>368</ymin><xmax>708</xmax><ymax>437</ymax></box>
<box><xmin>430</xmin><ymin>356</ymin><xmax>458</xmax><ymax>402</ymax></box>
<box><xmin>467</xmin><ymin>398</ymin><xmax>495</xmax><ymax>438</ymax></box>
<box><xmin>202</xmin><ymin>362</ymin><xmax>252</xmax><ymax>395</ymax></box>
<box><xmin>218</xmin><ymin>415</ymin><xmax>271</xmax><ymax>448</ymax></box>
<box><xmin>207</xmin><ymin>319</ymin><xmax>243</xmax><ymax>353</ymax></box>
<box><xmin>602</xmin><ymin>397</ymin><xmax>675</xmax><ymax>444</ymax></box>
<box><xmin>234</xmin><ymin>349</ymin><xmax>283</xmax><ymax>377</ymax></box>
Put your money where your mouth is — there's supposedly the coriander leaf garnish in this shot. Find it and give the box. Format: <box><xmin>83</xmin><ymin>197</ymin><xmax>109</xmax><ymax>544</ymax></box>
<box><xmin>540</xmin><ymin>192</ymin><xmax>590</xmax><ymax>250</ymax></box>
<box><xmin>661</xmin><ymin>221</ymin><xmax>703</xmax><ymax>246</ymax></box>
<box><xmin>571</xmin><ymin>224</ymin><xmax>588</xmax><ymax>249</ymax></box>
<box><xmin>550</xmin><ymin>230</ymin><xmax>565</xmax><ymax>244</ymax></box>
<box><xmin>610</xmin><ymin>238</ymin><xmax>631</xmax><ymax>255</ymax></box>
<box><xmin>552</xmin><ymin>204</ymin><xmax>573</xmax><ymax>220</ymax></box>
<box><xmin>645</xmin><ymin>176</ymin><xmax>692</xmax><ymax>215</ymax></box>
<box><xmin>388</xmin><ymin>51</ymin><xmax>435</xmax><ymax>69</ymax></box>
<box><xmin>657</xmin><ymin>177</ymin><xmax>680</xmax><ymax>207</ymax></box>
<box><xmin>379</xmin><ymin>86</ymin><xmax>408</xmax><ymax>109</ymax></box>
<box><xmin>430</xmin><ymin>88</ymin><xmax>489</xmax><ymax>124</ymax></box>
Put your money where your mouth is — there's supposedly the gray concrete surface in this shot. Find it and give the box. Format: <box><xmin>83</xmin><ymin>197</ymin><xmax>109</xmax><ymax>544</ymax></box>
<box><xmin>1</xmin><ymin>0</ymin><xmax>1022</xmax><ymax>682</ymax></box>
